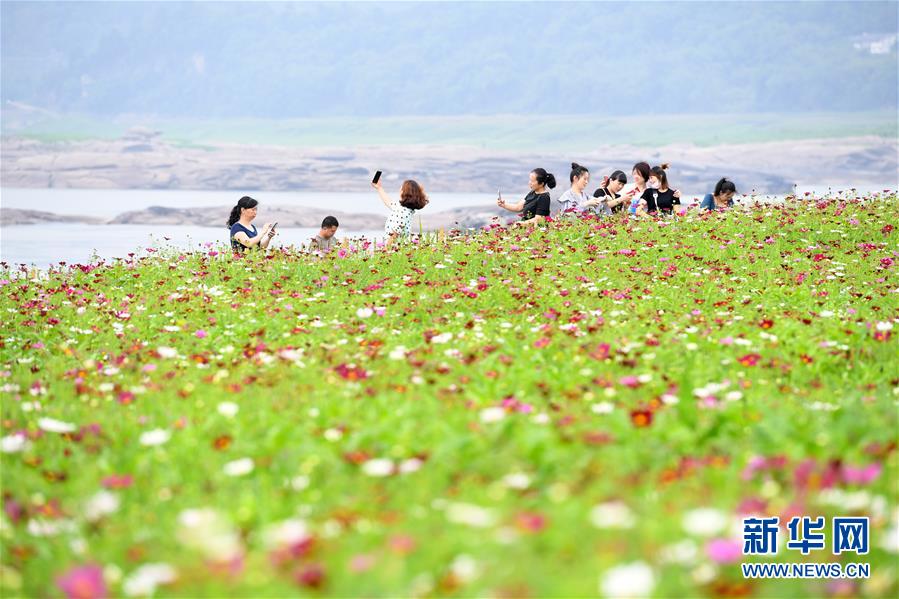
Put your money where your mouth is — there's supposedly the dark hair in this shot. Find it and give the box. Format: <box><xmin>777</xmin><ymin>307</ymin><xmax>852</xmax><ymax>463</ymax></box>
<box><xmin>714</xmin><ymin>177</ymin><xmax>737</xmax><ymax>196</ymax></box>
<box><xmin>650</xmin><ymin>163</ymin><xmax>670</xmax><ymax>188</ymax></box>
<box><xmin>569</xmin><ymin>162</ymin><xmax>589</xmax><ymax>183</ymax></box>
<box><xmin>609</xmin><ymin>170</ymin><xmax>627</xmax><ymax>185</ymax></box>
<box><xmin>532</xmin><ymin>168</ymin><xmax>557</xmax><ymax>190</ymax></box>
<box><xmin>594</xmin><ymin>170</ymin><xmax>629</xmax><ymax>197</ymax></box>
<box><xmin>399</xmin><ymin>180</ymin><xmax>429</xmax><ymax>210</ymax></box>
<box><xmin>322</xmin><ymin>216</ymin><xmax>339</xmax><ymax>228</ymax></box>
<box><xmin>632</xmin><ymin>162</ymin><xmax>651</xmax><ymax>183</ymax></box>
<box><xmin>227</xmin><ymin>196</ymin><xmax>258</xmax><ymax>228</ymax></box>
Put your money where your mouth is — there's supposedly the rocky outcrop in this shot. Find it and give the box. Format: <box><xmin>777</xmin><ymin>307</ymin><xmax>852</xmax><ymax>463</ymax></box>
<box><xmin>0</xmin><ymin>208</ymin><xmax>105</xmax><ymax>225</ymax></box>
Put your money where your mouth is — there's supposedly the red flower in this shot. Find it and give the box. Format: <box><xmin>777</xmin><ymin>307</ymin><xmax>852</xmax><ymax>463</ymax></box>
<box><xmin>737</xmin><ymin>353</ymin><xmax>762</xmax><ymax>367</ymax></box>
<box><xmin>334</xmin><ymin>364</ymin><xmax>369</xmax><ymax>381</ymax></box>
<box><xmin>630</xmin><ymin>409</ymin><xmax>653</xmax><ymax>428</ymax></box>
<box><xmin>101</xmin><ymin>474</ymin><xmax>133</xmax><ymax>489</ymax></box>
<box><xmin>758</xmin><ymin>319</ymin><xmax>774</xmax><ymax>329</ymax></box>
<box><xmin>295</xmin><ymin>563</ymin><xmax>325</xmax><ymax>589</ymax></box>
<box><xmin>589</xmin><ymin>343</ymin><xmax>611</xmax><ymax>360</ymax></box>
<box><xmin>514</xmin><ymin>511</ymin><xmax>547</xmax><ymax>533</ymax></box>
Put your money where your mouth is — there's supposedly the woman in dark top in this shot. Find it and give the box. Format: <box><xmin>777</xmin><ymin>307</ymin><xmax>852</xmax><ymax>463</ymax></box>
<box><xmin>700</xmin><ymin>178</ymin><xmax>737</xmax><ymax>211</ymax></box>
<box><xmin>497</xmin><ymin>168</ymin><xmax>557</xmax><ymax>225</ymax></box>
<box><xmin>593</xmin><ymin>170</ymin><xmax>631</xmax><ymax>214</ymax></box>
<box><xmin>227</xmin><ymin>196</ymin><xmax>276</xmax><ymax>252</ymax></box>
<box><xmin>638</xmin><ymin>164</ymin><xmax>682</xmax><ymax>215</ymax></box>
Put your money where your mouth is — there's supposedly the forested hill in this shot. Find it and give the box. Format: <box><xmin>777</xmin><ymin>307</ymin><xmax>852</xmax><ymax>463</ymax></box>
<box><xmin>1</xmin><ymin>1</ymin><xmax>896</xmax><ymax>118</ymax></box>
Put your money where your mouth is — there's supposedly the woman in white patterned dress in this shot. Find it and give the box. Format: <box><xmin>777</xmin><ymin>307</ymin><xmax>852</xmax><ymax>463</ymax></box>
<box><xmin>372</xmin><ymin>177</ymin><xmax>429</xmax><ymax>241</ymax></box>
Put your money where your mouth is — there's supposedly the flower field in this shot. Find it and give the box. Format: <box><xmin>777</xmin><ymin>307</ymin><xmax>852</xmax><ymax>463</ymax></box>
<box><xmin>1</xmin><ymin>198</ymin><xmax>897</xmax><ymax>598</ymax></box>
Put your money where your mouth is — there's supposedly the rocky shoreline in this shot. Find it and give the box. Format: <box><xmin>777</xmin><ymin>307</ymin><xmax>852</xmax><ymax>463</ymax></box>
<box><xmin>0</xmin><ymin>129</ymin><xmax>825</xmax><ymax>194</ymax></box>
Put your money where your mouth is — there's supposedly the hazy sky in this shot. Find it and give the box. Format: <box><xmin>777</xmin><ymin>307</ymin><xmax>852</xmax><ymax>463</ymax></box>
<box><xmin>2</xmin><ymin>1</ymin><xmax>897</xmax><ymax>118</ymax></box>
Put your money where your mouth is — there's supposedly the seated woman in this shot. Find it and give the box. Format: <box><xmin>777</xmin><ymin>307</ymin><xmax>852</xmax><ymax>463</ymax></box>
<box><xmin>700</xmin><ymin>178</ymin><xmax>737</xmax><ymax>211</ymax></box>
<box><xmin>497</xmin><ymin>167</ymin><xmax>556</xmax><ymax>225</ymax></box>
<box><xmin>637</xmin><ymin>164</ymin><xmax>682</xmax><ymax>215</ymax></box>
<box><xmin>371</xmin><ymin>177</ymin><xmax>429</xmax><ymax>241</ymax></box>
<box><xmin>593</xmin><ymin>170</ymin><xmax>631</xmax><ymax>214</ymax></box>
<box><xmin>227</xmin><ymin>196</ymin><xmax>276</xmax><ymax>252</ymax></box>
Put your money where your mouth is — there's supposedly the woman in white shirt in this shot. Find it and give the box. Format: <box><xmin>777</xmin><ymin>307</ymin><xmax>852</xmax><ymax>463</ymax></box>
<box><xmin>556</xmin><ymin>162</ymin><xmax>607</xmax><ymax>216</ymax></box>
<box><xmin>372</xmin><ymin>177</ymin><xmax>429</xmax><ymax>241</ymax></box>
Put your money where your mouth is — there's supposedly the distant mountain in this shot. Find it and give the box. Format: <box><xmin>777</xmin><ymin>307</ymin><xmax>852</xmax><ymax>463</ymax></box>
<box><xmin>1</xmin><ymin>1</ymin><xmax>896</xmax><ymax>118</ymax></box>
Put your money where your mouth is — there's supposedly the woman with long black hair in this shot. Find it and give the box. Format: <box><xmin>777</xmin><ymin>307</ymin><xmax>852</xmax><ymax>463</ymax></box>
<box><xmin>700</xmin><ymin>178</ymin><xmax>737</xmax><ymax>211</ymax></box>
<box><xmin>227</xmin><ymin>196</ymin><xmax>276</xmax><ymax>252</ymax></box>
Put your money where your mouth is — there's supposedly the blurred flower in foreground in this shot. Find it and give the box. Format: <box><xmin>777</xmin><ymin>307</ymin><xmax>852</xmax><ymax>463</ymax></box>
<box><xmin>56</xmin><ymin>563</ymin><xmax>107</xmax><ymax>599</ymax></box>
<box><xmin>176</xmin><ymin>508</ymin><xmax>243</xmax><ymax>562</ymax></box>
<box><xmin>599</xmin><ymin>561</ymin><xmax>655</xmax><ymax>598</ymax></box>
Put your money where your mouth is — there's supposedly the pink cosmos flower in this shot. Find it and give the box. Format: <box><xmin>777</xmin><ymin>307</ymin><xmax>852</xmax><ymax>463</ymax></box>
<box><xmin>56</xmin><ymin>564</ymin><xmax>107</xmax><ymax>599</ymax></box>
<box><xmin>706</xmin><ymin>538</ymin><xmax>742</xmax><ymax>564</ymax></box>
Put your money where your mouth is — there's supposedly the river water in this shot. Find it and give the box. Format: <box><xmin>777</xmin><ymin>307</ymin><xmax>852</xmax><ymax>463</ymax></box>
<box><xmin>0</xmin><ymin>185</ymin><xmax>893</xmax><ymax>267</ymax></box>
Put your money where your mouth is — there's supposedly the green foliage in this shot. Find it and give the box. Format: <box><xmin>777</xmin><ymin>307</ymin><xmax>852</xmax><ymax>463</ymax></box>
<box><xmin>0</xmin><ymin>199</ymin><xmax>897</xmax><ymax>597</ymax></box>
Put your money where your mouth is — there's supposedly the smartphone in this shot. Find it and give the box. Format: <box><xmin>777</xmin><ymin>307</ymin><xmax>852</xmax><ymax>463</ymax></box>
<box><xmin>271</xmin><ymin>222</ymin><xmax>278</xmax><ymax>230</ymax></box>
<box><xmin>372</xmin><ymin>171</ymin><xmax>382</xmax><ymax>184</ymax></box>
<box><xmin>497</xmin><ymin>189</ymin><xmax>502</xmax><ymax>200</ymax></box>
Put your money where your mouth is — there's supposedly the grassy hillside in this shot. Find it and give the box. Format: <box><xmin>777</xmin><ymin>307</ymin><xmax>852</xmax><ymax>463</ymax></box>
<box><xmin>1</xmin><ymin>199</ymin><xmax>897</xmax><ymax>597</ymax></box>
<box><xmin>4</xmin><ymin>111</ymin><xmax>897</xmax><ymax>151</ymax></box>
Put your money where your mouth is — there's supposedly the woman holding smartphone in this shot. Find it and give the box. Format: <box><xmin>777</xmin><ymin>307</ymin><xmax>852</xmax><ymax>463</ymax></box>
<box><xmin>593</xmin><ymin>170</ymin><xmax>630</xmax><ymax>214</ymax></box>
<box><xmin>627</xmin><ymin>161</ymin><xmax>652</xmax><ymax>215</ymax></box>
<box><xmin>497</xmin><ymin>167</ymin><xmax>556</xmax><ymax>225</ymax></box>
<box><xmin>371</xmin><ymin>174</ymin><xmax>429</xmax><ymax>239</ymax></box>
<box><xmin>227</xmin><ymin>196</ymin><xmax>276</xmax><ymax>252</ymax></box>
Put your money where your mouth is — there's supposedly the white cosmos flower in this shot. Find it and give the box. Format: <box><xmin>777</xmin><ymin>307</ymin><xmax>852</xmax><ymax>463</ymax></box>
<box><xmin>27</xmin><ymin>518</ymin><xmax>77</xmax><ymax>537</ymax></box>
<box><xmin>139</xmin><ymin>429</ymin><xmax>171</xmax><ymax>447</ymax></box>
<box><xmin>223</xmin><ymin>457</ymin><xmax>254</xmax><ymax>477</ymax></box>
<box><xmin>399</xmin><ymin>458</ymin><xmax>423</xmax><ymax>474</ymax></box>
<box><xmin>445</xmin><ymin>502</ymin><xmax>496</xmax><ymax>528</ymax></box>
<box><xmin>876</xmin><ymin>321</ymin><xmax>893</xmax><ymax>332</ymax></box>
<box><xmin>450</xmin><ymin>554</ymin><xmax>480</xmax><ymax>583</ymax></box>
<box><xmin>157</xmin><ymin>346</ymin><xmax>178</xmax><ymax>358</ymax></box>
<box><xmin>356</xmin><ymin>307</ymin><xmax>373</xmax><ymax>319</ymax></box>
<box><xmin>658</xmin><ymin>539</ymin><xmax>699</xmax><ymax>564</ymax></box>
<box><xmin>0</xmin><ymin>433</ymin><xmax>29</xmax><ymax>453</ymax></box>
<box><xmin>502</xmin><ymin>472</ymin><xmax>531</xmax><ymax>489</ymax></box>
<box><xmin>123</xmin><ymin>563</ymin><xmax>178</xmax><ymax>597</ymax></box>
<box><xmin>176</xmin><ymin>508</ymin><xmax>242</xmax><ymax>561</ymax></box>
<box><xmin>881</xmin><ymin>511</ymin><xmax>898</xmax><ymax>553</ymax></box>
<box><xmin>217</xmin><ymin>402</ymin><xmax>239</xmax><ymax>418</ymax></box>
<box><xmin>37</xmin><ymin>417</ymin><xmax>76</xmax><ymax>434</ymax></box>
<box><xmin>84</xmin><ymin>490</ymin><xmax>120</xmax><ymax>522</ymax></box>
<box><xmin>592</xmin><ymin>402</ymin><xmax>615</xmax><ymax>414</ymax></box>
<box><xmin>262</xmin><ymin>518</ymin><xmax>310</xmax><ymax>549</ymax></box>
<box><xmin>361</xmin><ymin>458</ymin><xmax>394</xmax><ymax>477</ymax></box>
<box><xmin>388</xmin><ymin>346</ymin><xmax>407</xmax><ymax>360</ymax></box>
<box><xmin>682</xmin><ymin>508</ymin><xmax>729</xmax><ymax>536</ymax></box>
<box><xmin>431</xmin><ymin>332</ymin><xmax>453</xmax><ymax>344</ymax></box>
<box><xmin>590</xmin><ymin>502</ymin><xmax>636</xmax><ymax>529</ymax></box>
<box><xmin>479</xmin><ymin>407</ymin><xmax>506</xmax><ymax>423</ymax></box>
<box><xmin>599</xmin><ymin>561</ymin><xmax>655</xmax><ymax>598</ymax></box>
